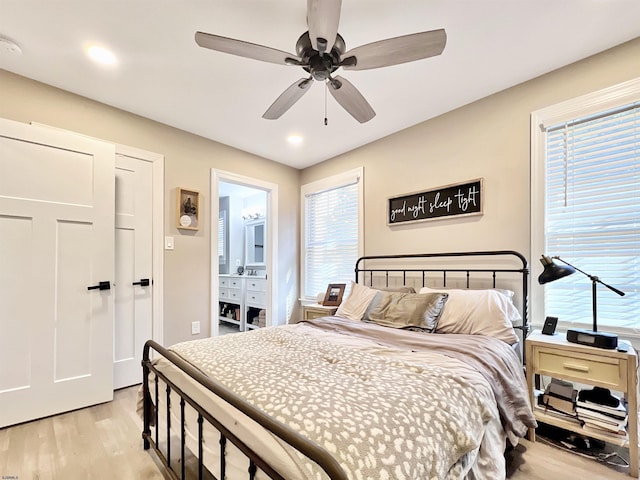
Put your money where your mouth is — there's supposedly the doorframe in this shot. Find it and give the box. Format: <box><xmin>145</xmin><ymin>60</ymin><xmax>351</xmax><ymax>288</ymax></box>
<box><xmin>116</xmin><ymin>144</ymin><xmax>165</xmax><ymax>345</ymax></box>
<box><xmin>210</xmin><ymin>169</ymin><xmax>278</xmax><ymax>336</ymax></box>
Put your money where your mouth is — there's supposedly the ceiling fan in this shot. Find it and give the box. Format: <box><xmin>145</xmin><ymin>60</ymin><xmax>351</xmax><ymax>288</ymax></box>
<box><xmin>195</xmin><ymin>0</ymin><xmax>446</xmax><ymax>123</ymax></box>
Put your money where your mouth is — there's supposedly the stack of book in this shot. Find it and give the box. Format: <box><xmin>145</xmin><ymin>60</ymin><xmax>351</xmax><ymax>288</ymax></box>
<box><xmin>576</xmin><ymin>391</ymin><xmax>628</xmax><ymax>438</ymax></box>
<box><xmin>536</xmin><ymin>378</ymin><xmax>580</xmax><ymax>423</ymax></box>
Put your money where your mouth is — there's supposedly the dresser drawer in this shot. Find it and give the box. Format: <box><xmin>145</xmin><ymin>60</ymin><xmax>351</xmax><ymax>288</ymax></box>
<box><xmin>219</xmin><ymin>277</ymin><xmax>230</xmax><ymax>288</ymax></box>
<box><xmin>537</xmin><ymin>349</ymin><xmax>624</xmax><ymax>389</ymax></box>
<box><xmin>246</xmin><ymin>291</ymin><xmax>267</xmax><ymax>307</ymax></box>
<box><xmin>227</xmin><ymin>288</ymin><xmax>242</xmax><ymax>302</ymax></box>
<box><xmin>220</xmin><ymin>287</ymin><xmax>242</xmax><ymax>302</ymax></box>
<box><xmin>246</xmin><ymin>278</ymin><xmax>266</xmax><ymax>292</ymax></box>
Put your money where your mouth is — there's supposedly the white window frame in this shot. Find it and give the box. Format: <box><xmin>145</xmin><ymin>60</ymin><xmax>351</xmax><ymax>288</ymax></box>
<box><xmin>300</xmin><ymin>167</ymin><xmax>364</xmax><ymax>303</ymax></box>
<box><xmin>531</xmin><ymin>77</ymin><xmax>640</xmax><ymax>333</ymax></box>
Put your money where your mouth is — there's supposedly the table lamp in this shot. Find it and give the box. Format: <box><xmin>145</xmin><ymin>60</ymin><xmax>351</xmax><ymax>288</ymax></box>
<box><xmin>538</xmin><ymin>255</ymin><xmax>622</xmax><ymax>349</ymax></box>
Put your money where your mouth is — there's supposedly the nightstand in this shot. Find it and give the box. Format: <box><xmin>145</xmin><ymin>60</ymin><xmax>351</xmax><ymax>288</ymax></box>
<box><xmin>302</xmin><ymin>303</ymin><xmax>338</xmax><ymax>320</ymax></box>
<box><xmin>525</xmin><ymin>330</ymin><xmax>638</xmax><ymax>477</ymax></box>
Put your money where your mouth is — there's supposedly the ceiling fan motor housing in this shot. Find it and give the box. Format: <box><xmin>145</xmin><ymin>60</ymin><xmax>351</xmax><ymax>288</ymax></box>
<box><xmin>296</xmin><ymin>32</ymin><xmax>345</xmax><ymax>81</ymax></box>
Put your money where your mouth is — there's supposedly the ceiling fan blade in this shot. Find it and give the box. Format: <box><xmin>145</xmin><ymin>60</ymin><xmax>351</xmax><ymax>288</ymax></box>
<box><xmin>327</xmin><ymin>75</ymin><xmax>375</xmax><ymax>123</ymax></box>
<box><xmin>341</xmin><ymin>29</ymin><xmax>446</xmax><ymax>71</ymax></box>
<box><xmin>307</xmin><ymin>0</ymin><xmax>342</xmax><ymax>53</ymax></box>
<box><xmin>195</xmin><ymin>32</ymin><xmax>301</xmax><ymax>65</ymax></box>
<box><xmin>262</xmin><ymin>77</ymin><xmax>314</xmax><ymax>120</ymax></box>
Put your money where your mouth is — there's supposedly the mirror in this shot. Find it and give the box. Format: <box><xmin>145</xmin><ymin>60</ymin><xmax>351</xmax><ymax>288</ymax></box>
<box><xmin>245</xmin><ymin>219</ymin><xmax>266</xmax><ymax>266</ymax></box>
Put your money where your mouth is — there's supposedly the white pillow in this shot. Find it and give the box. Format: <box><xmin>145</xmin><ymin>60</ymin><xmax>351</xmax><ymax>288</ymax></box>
<box><xmin>419</xmin><ymin>286</ymin><xmax>520</xmax><ymax>344</ymax></box>
<box><xmin>335</xmin><ymin>281</ymin><xmax>378</xmax><ymax>321</ymax></box>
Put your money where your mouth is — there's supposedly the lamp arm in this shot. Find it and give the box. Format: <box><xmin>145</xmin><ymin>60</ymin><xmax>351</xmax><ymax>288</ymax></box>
<box><xmin>597</xmin><ymin>279</ymin><xmax>626</xmax><ymax>297</ymax></box>
<box><xmin>553</xmin><ymin>256</ymin><xmax>625</xmax><ymax>297</ymax></box>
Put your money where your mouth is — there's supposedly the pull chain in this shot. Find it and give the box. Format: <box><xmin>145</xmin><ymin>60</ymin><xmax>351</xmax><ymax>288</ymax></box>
<box><xmin>324</xmin><ymin>81</ymin><xmax>328</xmax><ymax>126</ymax></box>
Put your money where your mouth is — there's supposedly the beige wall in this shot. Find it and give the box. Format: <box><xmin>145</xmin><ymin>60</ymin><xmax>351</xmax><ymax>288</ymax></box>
<box><xmin>0</xmin><ymin>69</ymin><xmax>300</xmax><ymax>346</ymax></box>
<box><xmin>300</xmin><ymin>37</ymin><xmax>640</xmax><ymax>295</ymax></box>
<box><xmin>2</xmin><ymin>36</ymin><xmax>639</xmax><ymax>343</ymax></box>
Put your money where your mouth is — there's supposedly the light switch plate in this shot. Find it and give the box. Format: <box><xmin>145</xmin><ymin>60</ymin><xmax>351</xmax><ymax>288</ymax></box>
<box><xmin>165</xmin><ymin>236</ymin><xmax>174</xmax><ymax>250</ymax></box>
<box><xmin>191</xmin><ymin>321</ymin><xmax>200</xmax><ymax>335</ymax></box>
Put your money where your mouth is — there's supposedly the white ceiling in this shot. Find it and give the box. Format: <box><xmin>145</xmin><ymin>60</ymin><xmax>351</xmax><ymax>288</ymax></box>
<box><xmin>1</xmin><ymin>1</ymin><xmax>640</xmax><ymax>169</ymax></box>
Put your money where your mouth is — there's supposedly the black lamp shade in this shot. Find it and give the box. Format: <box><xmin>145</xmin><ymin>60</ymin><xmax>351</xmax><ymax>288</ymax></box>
<box><xmin>538</xmin><ymin>255</ymin><xmax>575</xmax><ymax>284</ymax></box>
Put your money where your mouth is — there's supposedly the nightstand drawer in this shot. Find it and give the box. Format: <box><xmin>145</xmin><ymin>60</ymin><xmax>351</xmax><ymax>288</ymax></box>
<box><xmin>303</xmin><ymin>304</ymin><xmax>338</xmax><ymax>321</ymax></box>
<box><xmin>537</xmin><ymin>350</ymin><xmax>624</xmax><ymax>388</ymax></box>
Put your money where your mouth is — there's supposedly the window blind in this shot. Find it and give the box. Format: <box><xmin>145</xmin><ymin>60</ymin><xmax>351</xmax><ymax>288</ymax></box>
<box><xmin>304</xmin><ymin>181</ymin><xmax>359</xmax><ymax>299</ymax></box>
<box><xmin>218</xmin><ymin>212</ymin><xmax>225</xmax><ymax>263</ymax></box>
<box><xmin>544</xmin><ymin>102</ymin><xmax>640</xmax><ymax>330</ymax></box>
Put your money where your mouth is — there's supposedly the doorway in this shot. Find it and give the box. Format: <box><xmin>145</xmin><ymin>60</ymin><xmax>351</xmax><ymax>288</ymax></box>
<box><xmin>210</xmin><ymin>170</ymin><xmax>278</xmax><ymax>337</ymax></box>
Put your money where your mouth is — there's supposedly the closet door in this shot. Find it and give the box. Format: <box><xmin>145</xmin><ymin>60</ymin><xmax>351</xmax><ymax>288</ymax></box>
<box><xmin>0</xmin><ymin>118</ymin><xmax>115</xmax><ymax>427</ymax></box>
<box><xmin>113</xmin><ymin>152</ymin><xmax>153</xmax><ymax>389</ymax></box>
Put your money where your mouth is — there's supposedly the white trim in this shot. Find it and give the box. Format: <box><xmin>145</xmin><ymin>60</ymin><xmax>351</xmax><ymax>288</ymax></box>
<box><xmin>210</xmin><ymin>169</ymin><xmax>278</xmax><ymax>337</ymax></box>
<box><xmin>530</xmin><ymin>77</ymin><xmax>640</xmax><ymax>327</ymax></box>
<box><xmin>300</xmin><ymin>167</ymin><xmax>364</xmax><ymax>302</ymax></box>
<box><xmin>301</xmin><ymin>167</ymin><xmax>362</xmax><ymax>197</ymax></box>
<box><xmin>536</xmin><ymin>77</ymin><xmax>640</xmax><ymax>130</ymax></box>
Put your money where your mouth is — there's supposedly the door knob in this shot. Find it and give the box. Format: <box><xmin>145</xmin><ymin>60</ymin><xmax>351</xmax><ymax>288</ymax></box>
<box><xmin>132</xmin><ymin>278</ymin><xmax>150</xmax><ymax>287</ymax></box>
<box><xmin>87</xmin><ymin>281</ymin><xmax>111</xmax><ymax>291</ymax></box>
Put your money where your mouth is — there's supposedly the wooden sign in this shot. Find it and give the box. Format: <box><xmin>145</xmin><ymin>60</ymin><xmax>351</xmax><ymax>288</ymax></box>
<box><xmin>388</xmin><ymin>179</ymin><xmax>483</xmax><ymax>225</ymax></box>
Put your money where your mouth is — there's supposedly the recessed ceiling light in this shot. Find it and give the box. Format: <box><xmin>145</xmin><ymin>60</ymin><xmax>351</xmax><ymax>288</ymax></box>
<box><xmin>87</xmin><ymin>45</ymin><xmax>117</xmax><ymax>65</ymax></box>
<box><xmin>287</xmin><ymin>135</ymin><xmax>303</xmax><ymax>146</ymax></box>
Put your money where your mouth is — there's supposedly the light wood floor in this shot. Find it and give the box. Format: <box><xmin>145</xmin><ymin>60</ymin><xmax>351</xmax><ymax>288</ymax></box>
<box><xmin>0</xmin><ymin>386</ymin><xmax>632</xmax><ymax>479</ymax></box>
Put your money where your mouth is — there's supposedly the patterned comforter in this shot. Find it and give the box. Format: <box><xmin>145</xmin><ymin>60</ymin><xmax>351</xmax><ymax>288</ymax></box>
<box><xmin>165</xmin><ymin>317</ymin><xmax>535</xmax><ymax>480</ymax></box>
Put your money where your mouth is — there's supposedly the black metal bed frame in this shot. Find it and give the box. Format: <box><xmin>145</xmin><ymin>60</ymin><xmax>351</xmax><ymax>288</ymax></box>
<box><xmin>142</xmin><ymin>250</ymin><xmax>529</xmax><ymax>480</ymax></box>
<box><xmin>355</xmin><ymin>250</ymin><xmax>530</xmax><ymax>351</ymax></box>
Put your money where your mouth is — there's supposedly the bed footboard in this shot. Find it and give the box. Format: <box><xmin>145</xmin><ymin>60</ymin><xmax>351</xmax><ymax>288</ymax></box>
<box><xmin>142</xmin><ymin>340</ymin><xmax>348</xmax><ymax>480</ymax></box>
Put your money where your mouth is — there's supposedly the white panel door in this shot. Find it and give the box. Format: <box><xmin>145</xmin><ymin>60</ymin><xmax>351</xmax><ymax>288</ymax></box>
<box><xmin>0</xmin><ymin>118</ymin><xmax>115</xmax><ymax>428</ymax></box>
<box><xmin>113</xmin><ymin>153</ymin><xmax>153</xmax><ymax>389</ymax></box>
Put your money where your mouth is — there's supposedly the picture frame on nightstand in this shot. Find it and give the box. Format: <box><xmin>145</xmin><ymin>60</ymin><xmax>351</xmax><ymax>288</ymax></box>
<box><xmin>322</xmin><ymin>283</ymin><xmax>346</xmax><ymax>306</ymax></box>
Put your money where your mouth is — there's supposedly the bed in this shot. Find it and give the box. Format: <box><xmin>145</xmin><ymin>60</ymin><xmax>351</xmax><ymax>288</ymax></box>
<box><xmin>141</xmin><ymin>250</ymin><xmax>537</xmax><ymax>479</ymax></box>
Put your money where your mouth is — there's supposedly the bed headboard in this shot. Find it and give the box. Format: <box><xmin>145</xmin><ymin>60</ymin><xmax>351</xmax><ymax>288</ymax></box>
<box><xmin>354</xmin><ymin>250</ymin><xmax>530</xmax><ymax>361</ymax></box>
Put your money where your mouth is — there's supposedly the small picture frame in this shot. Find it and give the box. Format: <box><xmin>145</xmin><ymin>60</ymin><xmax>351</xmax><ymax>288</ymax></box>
<box><xmin>177</xmin><ymin>187</ymin><xmax>200</xmax><ymax>231</ymax></box>
<box><xmin>322</xmin><ymin>283</ymin><xmax>346</xmax><ymax>306</ymax></box>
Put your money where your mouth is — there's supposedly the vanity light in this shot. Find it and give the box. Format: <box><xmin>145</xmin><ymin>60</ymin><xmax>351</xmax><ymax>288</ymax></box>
<box><xmin>242</xmin><ymin>211</ymin><xmax>263</xmax><ymax>220</ymax></box>
<box><xmin>87</xmin><ymin>45</ymin><xmax>117</xmax><ymax>65</ymax></box>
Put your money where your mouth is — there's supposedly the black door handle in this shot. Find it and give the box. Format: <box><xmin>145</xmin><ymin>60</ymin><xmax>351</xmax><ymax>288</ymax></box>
<box><xmin>132</xmin><ymin>278</ymin><xmax>150</xmax><ymax>287</ymax></box>
<box><xmin>88</xmin><ymin>281</ymin><xmax>111</xmax><ymax>291</ymax></box>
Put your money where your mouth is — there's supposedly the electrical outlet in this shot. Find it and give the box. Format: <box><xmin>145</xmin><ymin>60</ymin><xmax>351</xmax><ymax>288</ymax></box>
<box><xmin>191</xmin><ymin>321</ymin><xmax>200</xmax><ymax>335</ymax></box>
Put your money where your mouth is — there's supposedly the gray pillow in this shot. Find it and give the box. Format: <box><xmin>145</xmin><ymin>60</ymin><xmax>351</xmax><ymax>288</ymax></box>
<box><xmin>363</xmin><ymin>292</ymin><xmax>449</xmax><ymax>332</ymax></box>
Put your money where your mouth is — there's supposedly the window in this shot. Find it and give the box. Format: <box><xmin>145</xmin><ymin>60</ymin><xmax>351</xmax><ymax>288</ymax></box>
<box><xmin>531</xmin><ymin>79</ymin><xmax>640</xmax><ymax>333</ymax></box>
<box><xmin>218</xmin><ymin>211</ymin><xmax>226</xmax><ymax>264</ymax></box>
<box><xmin>301</xmin><ymin>168</ymin><xmax>363</xmax><ymax>301</ymax></box>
